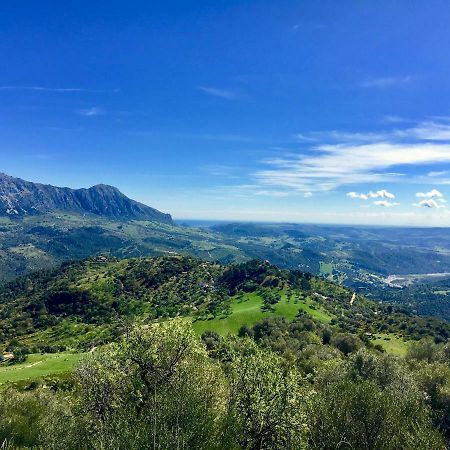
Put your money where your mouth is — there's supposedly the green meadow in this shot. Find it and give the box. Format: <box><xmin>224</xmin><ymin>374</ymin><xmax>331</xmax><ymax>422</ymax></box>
<box><xmin>372</xmin><ymin>333</ymin><xmax>411</xmax><ymax>356</ymax></box>
<box><xmin>0</xmin><ymin>352</ymin><xmax>84</xmax><ymax>384</ymax></box>
<box><xmin>192</xmin><ymin>291</ymin><xmax>332</xmax><ymax>336</ymax></box>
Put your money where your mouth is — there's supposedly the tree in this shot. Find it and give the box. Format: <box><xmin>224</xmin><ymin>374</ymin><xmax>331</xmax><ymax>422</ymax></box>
<box><xmin>73</xmin><ymin>319</ymin><xmax>229</xmax><ymax>449</ymax></box>
<box><xmin>331</xmin><ymin>332</ymin><xmax>362</xmax><ymax>355</ymax></box>
<box><xmin>227</xmin><ymin>339</ymin><xmax>312</xmax><ymax>449</ymax></box>
<box><xmin>308</xmin><ymin>350</ymin><xmax>446</xmax><ymax>450</ymax></box>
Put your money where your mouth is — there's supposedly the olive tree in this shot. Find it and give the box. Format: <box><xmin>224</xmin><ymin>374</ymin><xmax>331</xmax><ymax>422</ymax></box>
<box><xmin>227</xmin><ymin>339</ymin><xmax>312</xmax><ymax>449</ymax></box>
<box><xmin>73</xmin><ymin>319</ymin><xmax>229</xmax><ymax>449</ymax></box>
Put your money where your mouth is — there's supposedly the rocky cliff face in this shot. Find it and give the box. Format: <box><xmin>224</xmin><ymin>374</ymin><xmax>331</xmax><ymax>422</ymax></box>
<box><xmin>0</xmin><ymin>173</ymin><xmax>173</xmax><ymax>223</ymax></box>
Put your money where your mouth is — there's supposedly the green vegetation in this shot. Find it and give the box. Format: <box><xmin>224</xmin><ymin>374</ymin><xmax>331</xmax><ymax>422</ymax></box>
<box><xmin>1</xmin><ymin>257</ymin><xmax>450</xmax><ymax>447</ymax></box>
<box><xmin>193</xmin><ymin>292</ymin><xmax>267</xmax><ymax>335</ymax></box>
<box><xmin>2</xmin><ymin>256</ymin><xmax>449</xmax><ymax>357</ymax></box>
<box><xmin>193</xmin><ymin>291</ymin><xmax>332</xmax><ymax>336</ymax></box>
<box><xmin>0</xmin><ymin>352</ymin><xmax>83</xmax><ymax>384</ymax></box>
<box><xmin>5</xmin><ymin>212</ymin><xmax>450</xmax><ymax>322</ymax></box>
<box><xmin>294</xmin><ymin>295</ymin><xmax>332</xmax><ymax>323</ymax></box>
<box><xmin>319</xmin><ymin>261</ymin><xmax>333</xmax><ymax>279</ymax></box>
<box><xmin>0</xmin><ymin>212</ymin><xmax>248</xmax><ymax>282</ymax></box>
<box><xmin>0</xmin><ymin>319</ymin><xmax>448</xmax><ymax>449</ymax></box>
<box><xmin>372</xmin><ymin>333</ymin><xmax>411</xmax><ymax>356</ymax></box>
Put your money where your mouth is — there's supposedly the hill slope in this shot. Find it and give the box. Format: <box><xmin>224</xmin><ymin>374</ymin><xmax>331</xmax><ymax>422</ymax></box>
<box><xmin>0</xmin><ymin>172</ymin><xmax>172</xmax><ymax>223</ymax></box>
<box><xmin>1</xmin><ymin>256</ymin><xmax>448</xmax><ymax>352</ymax></box>
<box><xmin>0</xmin><ymin>212</ymin><xmax>246</xmax><ymax>281</ymax></box>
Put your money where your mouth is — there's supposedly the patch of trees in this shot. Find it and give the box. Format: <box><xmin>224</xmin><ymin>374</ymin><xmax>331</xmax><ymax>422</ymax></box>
<box><xmin>0</xmin><ymin>319</ymin><xmax>448</xmax><ymax>449</ymax></box>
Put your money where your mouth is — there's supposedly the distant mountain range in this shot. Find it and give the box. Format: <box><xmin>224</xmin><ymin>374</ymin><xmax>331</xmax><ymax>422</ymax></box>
<box><xmin>2</xmin><ymin>172</ymin><xmax>450</xmax><ymax>322</ymax></box>
<box><xmin>0</xmin><ymin>173</ymin><xmax>172</xmax><ymax>223</ymax></box>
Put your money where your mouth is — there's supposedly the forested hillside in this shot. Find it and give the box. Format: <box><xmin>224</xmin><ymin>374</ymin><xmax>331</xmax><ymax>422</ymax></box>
<box><xmin>1</xmin><ymin>256</ymin><xmax>450</xmax><ymax>448</ymax></box>
<box><xmin>1</xmin><ymin>255</ymin><xmax>449</xmax><ymax>352</ymax></box>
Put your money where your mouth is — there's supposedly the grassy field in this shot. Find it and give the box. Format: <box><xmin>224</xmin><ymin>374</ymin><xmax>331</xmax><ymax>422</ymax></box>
<box><xmin>192</xmin><ymin>291</ymin><xmax>332</xmax><ymax>336</ymax></box>
<box><xmin>319</xmin><ymin>262</ymin><xmax>334</xmax><ymax>280</ymax></box>
<box><xmin>372</xmin><ymin>333</ymin><xmax>410</xmax><ymax>356</ymax></box>
<box><xmin>0</xmin><ymin>352</ymin><xmax>84</xmax><ymax>384</ymax></box>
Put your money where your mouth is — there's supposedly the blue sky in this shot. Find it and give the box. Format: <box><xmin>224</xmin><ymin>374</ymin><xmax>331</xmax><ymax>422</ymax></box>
<box><xmin>2</xmin><ymin>1</ymin><xmax>450</xmax><ymax>225</ymax></box>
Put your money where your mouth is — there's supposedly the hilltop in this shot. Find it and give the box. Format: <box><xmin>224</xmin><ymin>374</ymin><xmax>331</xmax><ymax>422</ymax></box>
<box><xmin>1</xmin><ymin>255</ymin><xmax>448</xmax><ymax>353</ymax></box>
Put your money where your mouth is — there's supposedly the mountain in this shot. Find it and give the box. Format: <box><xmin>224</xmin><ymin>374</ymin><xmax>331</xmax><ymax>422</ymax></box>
<box><xmin>0</xmin><ymin>173</ymin><xmax>172</xmax><ymax>223</ymax></box>
<box><xmin>3</xmin><ymin>173</ymin><xmax>450</xmax><ymax>323</ymax></box>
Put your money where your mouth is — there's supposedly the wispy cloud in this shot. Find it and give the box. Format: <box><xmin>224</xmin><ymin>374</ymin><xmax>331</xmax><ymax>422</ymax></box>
<box><xmin>181</xmin><ymin>133</ymin><xmax>258</xmax><ymax>143</ymax></box>
<box><xmin>197</xmin><ymin>86</ymin><xmax>242</xmax><ymax>100</ymax></box>
<box><xmin>360</xmin><ymin>76</ymin><xmax>412</xmax><ymax>88</ymax></box>
<box><xmin>76</xmin><ymin>107</ymin><xmax>104</xmax><ymax>117</ymax></box>
<box><xmin>382</xmin><ymin>115</ymin><xmax>411</xmax><ymax>124</ymax></box>
<box><xmin>395</xmin><ymin>121</ymin><xmax>450</xmax><ymax>141</ymax></box>
<box><xmin>201</xmin><ymin>164</ymin><xmax>242</xmax><ymax>178</ymax></box>
<box><xmin>253</xmin><ymin>190</ymin><xmax>290</xmax><ymax>198</ymax></box>
<box><xmin>373</xmin><ymin>200</ymin><xmax>400</xmax><ymax>207</ymax></box>
<box><xmin>428</xmin><ymin>170</ymin><xmax>450</xmax><ymax>178</ymax></box>
<box><xmin>296</xmin><ymin>119</ymin><xmax>450</xmax><ymax>144</ymax></box>
<box><xmin>296</xmin><ymin>130</ymin><xmax>390</xmax><ymax>143</ymax></box>
<box><xmin>222</xmin><ymin>119</ymin><xmax>450</xmax><ymax>202</ymax></box>
<box><xmin>0</xmin><ymin>86</ymin><xmax>118</xmax><ymax>93</ymax></box>
<box><xmin>255</xmin><ymin>141</ymin><xmax>450</xmax><ymax>192</ymax></box>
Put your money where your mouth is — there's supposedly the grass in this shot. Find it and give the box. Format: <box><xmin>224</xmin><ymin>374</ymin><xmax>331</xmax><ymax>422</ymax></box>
<box><xmin>319</xmin><ymin>262</ymin><xmax>333</xmax><ymax>280</ymax></box>
<box><xmin>193</xmin><ymin>292</ymin><xmax>267</xmax><ymax>336</ymax></box>
<box><xmin>372</xmin><ymin>333</ymin><xmax>410</xmax><ymax>356</ymax></box>
<box><xmin>295</xmin><ymin>297</ymin><xmax>333</xmax><ymax>323</ymax></box>
<box><xmin>0</xmin><ymin>352</ymin><xmax>84</xmax><ymax>384</ymax></box>
<box><xmin>192</xmin><ymin>290</ymin><xmax>332</xmax><ymax>336</ymax></box>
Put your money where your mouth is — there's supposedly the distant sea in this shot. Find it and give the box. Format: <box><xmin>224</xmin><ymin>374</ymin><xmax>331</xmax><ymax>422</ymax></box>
<box><xmin>174</xmin><ymin>219</ymin><xmax>236</xmax><ymax>228</ymax></box>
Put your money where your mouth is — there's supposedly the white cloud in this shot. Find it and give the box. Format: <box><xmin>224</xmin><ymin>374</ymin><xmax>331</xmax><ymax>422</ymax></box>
<box><xmin>347</xmin><ymin>190</ymin><xmax>398</xmax><ymax>208</ymax></box>
<box><xmin>413</xmin><ymin>199</ymin><xmax>446</xmax><ymax>209</ymax></box>
<box><xmin>395</xmin><ymin>121</ymin><xmax>450</xmax><ymax>141</ymax></box>
<box><xmin>382</xmin><ymin>115</ymin><xmax>411</xmax><ymax>124</ymax></box>
<box><xmin>297</xmin><ymin>130</ymin><xmax>389</xmax><ymax>143</ymax></box>
<box><xmin>428</xmin><ymin>170</ymin><xmax>449</xmax><ymax>177</ymax></box>
<box><xmin>296</xmin><ymin>133</ymin><xmax>318</xmax><ymax>143</ymax></box>
<box><xmin>304</xmin><ymin>191</ymin><xmax>313</xmax><ymax>198</ymax></box>
<box><xmin>347</xmin><ymin>192</ymin><xmax>369</xmax><ymax>200</ymax></box>
<box><xmin>296</xmin><ymin>119</ymin><xmax>450</xmax><ymax>144</ymax></box>
<box><xmin>255</xmin><ymin>141</ymin><xmax>450</xmax><ymax>193</ymax></box>
<box><xmin>242</xmin><ymin>119</ymin><xmax>450</xmax><ymax>204</ymax></box>
<box><xmin>416</xmin><ymin>189</ymin><xmax>444</xmax><ymax>198</ymax></box>
<box><xmin>373</xmin><ymin>200</ymin><xmax>400</xmax><ymax>207</ymax></box>
<box><xmin>368</xmin><ymin>189</ymin><xmax>395</xmax><ymax>199</ymax></box>
<box><xmin>77</xmin><ymin>107</ymin><xmax>104</xmax><ymax>117</ymax></box>
<box><xmin>197</xmin><ymin>86</ymin><xmax>241</xmax><ymax>100</ymax></box>
<box><xmin>0</xmin><ymin>86</ymin><xmax>117</xmax><ymax>93</ymax></box>
<box><xmin>360</xmin><ymin>76</ymin><xmax>412</xmax><ymax>88</ymax></box>
<box><xmin>253</xmin><ymin>190</ymin><xmax>290</xmax><ymax>198</ymax></box>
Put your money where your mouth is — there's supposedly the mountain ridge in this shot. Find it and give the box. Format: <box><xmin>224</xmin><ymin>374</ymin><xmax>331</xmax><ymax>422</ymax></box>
<box><xmin>0</xmin><ymin>172</ymin><xmax>172</xmax><ymax>223</ymax></box>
